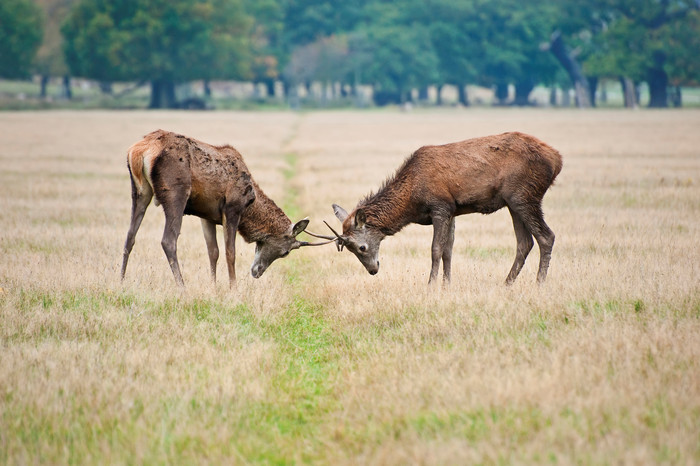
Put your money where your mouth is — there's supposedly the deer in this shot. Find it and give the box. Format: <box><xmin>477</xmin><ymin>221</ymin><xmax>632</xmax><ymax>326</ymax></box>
<box><xmin>120</xmin><ymin>129</ymin><xmax>331</xmax><ymax>287</ymax></box>
<box><xmin>325</xmin><ymin>131</ymin><xmax>563</xmax><ymax>285</ymax></box>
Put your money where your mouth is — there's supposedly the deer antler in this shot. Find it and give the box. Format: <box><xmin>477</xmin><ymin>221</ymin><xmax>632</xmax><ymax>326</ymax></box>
<box><xmin>304</xmin><ymin>230</ymin><xmax>336</xmax><ymax>240</ymax></box>
<box><xmin>324</xmin><ymin>220</ymin><xmax>346</xmax><ymax>252</ymax></box>
<box><xmin>297</xmin><ymin>228</ymin><xmax>337</xmax><ymax>247</ymax></box>
<box><xmin>299</xmin><ymin>239</ymin><xmax>336</xmax><ymax>247</ymax></box>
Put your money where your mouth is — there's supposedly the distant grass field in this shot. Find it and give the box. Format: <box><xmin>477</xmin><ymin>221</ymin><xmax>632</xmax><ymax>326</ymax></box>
<box><xmin>1</xmin><ymin>109</ymin><xmax>699</xmax><ymax>464</ymax></box>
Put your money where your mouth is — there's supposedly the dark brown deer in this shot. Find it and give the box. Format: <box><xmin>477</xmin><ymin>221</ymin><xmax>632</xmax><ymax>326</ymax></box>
<box><xmin>121</xmin><ymin>130</ymin><xmax>329</xmax><ymax>287</ymax></box>
<box><xmin>326</xmin><ymin>131</ymin><xmax>563</xmax><ymax>284</ymax></box>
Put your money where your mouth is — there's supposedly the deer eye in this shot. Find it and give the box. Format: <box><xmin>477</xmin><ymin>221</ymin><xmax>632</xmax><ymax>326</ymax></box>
<box><xmin>359</xmin><ymin>245</ymin><xmax>366</xmax><ymax>252</ymax></box>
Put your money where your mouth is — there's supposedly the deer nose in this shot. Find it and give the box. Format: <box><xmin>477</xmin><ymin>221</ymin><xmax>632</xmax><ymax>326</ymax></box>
<box><xmin>251</xmin><ymin>264</ymin><xmax>264</xmax><ymax>279</ymax></box>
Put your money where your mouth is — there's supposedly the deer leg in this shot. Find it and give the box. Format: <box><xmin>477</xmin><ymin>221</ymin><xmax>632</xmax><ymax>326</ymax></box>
<box><xmin>441</xmin><ymin>218</ymin><xmax>456</xmax><ymax>284</ymax></box>
<box><xmin>222</xmin><ymin>208</ymin><xmax>241</xmax><ymax>288</ymax></box>
<box><xmin>517</xmin><ymin>203</ymin><xmax>555</xmax><ymax>283</ymax></box>
<box><xmin>429</xmin><ymin>216</ymin><xmax>451</xmax><ymax>284</ymax></box>
<box><xmin>201</xmin><ymin>219</ymin><xmax>219</xmax><ymax>283</ymax></box>
<box><xmin>505</xmin><ymin>207</ymin><xmax>534</xmax><ymax>285</ymax></box>
<box><xmin>160</xmin><ymin>198</ymin><xmax>188</xmax><ymax>288</ymax></box>
<box><xmin>121</xmin><ymin>181</ymin><xmax>153</xmax><ymax>281</ymax></box>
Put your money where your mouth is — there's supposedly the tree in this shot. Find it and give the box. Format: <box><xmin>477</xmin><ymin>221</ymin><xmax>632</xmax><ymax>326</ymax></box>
<box><xmin>665</xmin><ymin>10</ymin><xmax>700</xmax><ymax>106</ymax></box>
<box><xmin>559</xmin><ymin>0</ymin><xmax>700</xmax><ymax>108</ymax></box>
<box><xmin>245</xmin><ymin>0</ymin><xmax>284</xmax><ymax>97</ymax></box>
<box><xmin>545</xmin><ymin>0</ymin><xmax>610</xmax><ymax>107</ymax></box>
<box><xmin>0</xmin><ymin>0</ymin><xmax>43</xmax><ymax>79</ymax></box>
<box><xmin>548</xmin><ymin>30</ymin><xmax>592</xmax><ymax>107</ymax></box>
<box><xmin>278</xmin><ymin>0</ymin><xmax>370</xmax><ymax>99</ymax></box>
<box><xmin>34</xmin><ymin>0</ymin><xmax>76</xmax><ymax>98</ymax></box>
<box><xmin>63</xmin><ymin>0</ymin><xmax>253</xmax><ymax>108</ymax></box>
<box><xmin>360</xmin><ymin>24</ymin><xmax>439</xmax><ymax>104</ymax></box>
<box><xmin>607</xmin><ymin>0</ymin><xmax>699</xmax><ymax>108</ymax></box>
<box><xmin>342</xmin><ymin>1</ymin><xmax>439</xmax><ymax>105</ymax></box>
<box><xmin>426</xmin><ymin>0</ymin><xmax>480</xmax><ymax>105</ymax></box>
<box><xmin>472</xmin><ymin>0</ymin><xmax>559</xmax><ymax>106</ymax></box>
<box><xmin>282</xmin><ymin>0</ymin><xmax>370</xmax><ymax>47</ymax></box>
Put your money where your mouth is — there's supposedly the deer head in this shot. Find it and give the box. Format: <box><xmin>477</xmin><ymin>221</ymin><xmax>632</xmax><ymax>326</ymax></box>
<box><xmin>251</xmin><ymin>218</ymin><xmax>333</xmax><ymax>278</ymax></box>
<box><xmin>328</xmin><ymin>204</ymin><xmax>383</xmax><ymax>275</ymax></box>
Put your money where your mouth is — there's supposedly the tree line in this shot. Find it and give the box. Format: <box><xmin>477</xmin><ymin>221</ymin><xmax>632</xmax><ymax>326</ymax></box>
<box><xmin>2</xmin><ymin>0</ymin><xmax>699</xmax><ymax>108</ymax></box>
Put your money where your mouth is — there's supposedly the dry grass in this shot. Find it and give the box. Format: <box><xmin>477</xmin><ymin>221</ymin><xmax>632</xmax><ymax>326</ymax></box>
<box><xmin>1</xmin><ymin>108</ymin><xmax>699</xmax><ymax>464</ymax></box>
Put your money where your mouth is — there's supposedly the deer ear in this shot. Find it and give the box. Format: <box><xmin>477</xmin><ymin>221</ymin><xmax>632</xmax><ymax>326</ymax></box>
<box><xmin>291</xmin><ymin>218</ymin><xmax>309</xmax><ymax>237</ymax></box>
<box><xmin>333</xmin><ymin>204</ymin><xmax>348</xmax><ymax>222</ymax></box>
<box><xmin>355</xmin><ymin>209</ymin><xmax>366</xmax><ymax>229</ymax></box>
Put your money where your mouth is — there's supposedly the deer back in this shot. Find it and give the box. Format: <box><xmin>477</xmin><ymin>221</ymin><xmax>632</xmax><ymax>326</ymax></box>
<box><xmin>404</xmin><ymin>132</ymin><xmax>562</xmax><ymax>214</ymax></box>
<box><xmin>128</xmin><ymin>130</ymin><xmax>255</xmax><ymax>223</ymax></box>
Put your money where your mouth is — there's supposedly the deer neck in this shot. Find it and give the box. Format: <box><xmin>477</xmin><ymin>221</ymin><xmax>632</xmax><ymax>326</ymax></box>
<box><xmin>360</xmin><ymin>177</ymin><xmax>414</xmax><ymax>237</ymax></box>
<box><xmin>238</xmin><ymin>185</ymin><xmax>291</xmax><ymax>243</ymax></box>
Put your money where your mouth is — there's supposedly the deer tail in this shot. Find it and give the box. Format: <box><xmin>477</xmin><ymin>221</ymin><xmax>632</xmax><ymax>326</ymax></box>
<box><xmin>126</xmin><ymin>132</ymin><xmax>164</xmax><ymax>196</ymax></box>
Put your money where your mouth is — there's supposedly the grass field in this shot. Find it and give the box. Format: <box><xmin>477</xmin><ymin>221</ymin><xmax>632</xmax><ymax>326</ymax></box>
<box><xmin>1</xmin><ymin>108</ymin><xmax>699</xmax><ymax>464</ymax></box>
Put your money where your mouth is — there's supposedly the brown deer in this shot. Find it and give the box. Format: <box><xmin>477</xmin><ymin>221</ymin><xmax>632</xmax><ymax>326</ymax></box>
<box><xmin>326</xmin><ymin>131</ymin><xmax>563</xmax><ymax>284</ymax></box>
<box><xmin>121</xmin><ymin>129</ymin><xmax>329</xmax><ymax>287</ymax></box>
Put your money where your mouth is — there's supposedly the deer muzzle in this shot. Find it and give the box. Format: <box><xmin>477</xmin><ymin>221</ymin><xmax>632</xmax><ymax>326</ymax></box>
<box><xmin>251</xmin><ymin>262</ymin><xmax>266</xmax><ymax>279</ymax></box>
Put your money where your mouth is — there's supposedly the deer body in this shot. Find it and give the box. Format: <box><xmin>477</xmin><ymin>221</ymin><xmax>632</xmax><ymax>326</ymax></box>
<box><xmin>121</xmin><ymin>130</ymin><xmax>313</xmax><ymax>287</ymax></box>
<box><xmin>331</xmin><ymin>131</ymin><xmax>563</xmax><ymax>284</ymax></box>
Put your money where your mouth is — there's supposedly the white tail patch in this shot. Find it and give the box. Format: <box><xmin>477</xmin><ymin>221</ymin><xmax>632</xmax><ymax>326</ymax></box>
<box><xmin>141</xmin><ymin>146</ymin><xmax>159</xmax><ymax>205</ymax></box>
<box><xmin>127</xmin><ymin>135</ymin><xmax>163</xmax><ymax>205</ymax></box>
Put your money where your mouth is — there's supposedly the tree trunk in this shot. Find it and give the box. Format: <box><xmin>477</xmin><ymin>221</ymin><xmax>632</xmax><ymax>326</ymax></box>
<box><xmin>150</xmin><ymin>80</ymin><xmax>162</xmax><ymax>108</ymax></box>
<box><xmin>40</xmin><ymin>75</ymin><xmax>49</xmax><ymax>99</ymax></box>
<box><xmin>62</xmin><ymin>76</ymin><xmax>72</xmax><ymax>100</ymax></box>
<box><xmin>150</xmin><ymin>79</ymin><xmax>177</xmax><ymax>109</ymax></box>
<box><xmin>647</xmin><ymin>52</ymin><xmax>668</xmax><ymax>108</ymax></box>
<box><xmin>549</xmin><ymin>86</ymin><xmax>557</xmax><ymax>106</ymax></box>
<box><xmin>514</xmin><ymin>80</ymin><xmax>534</xmax><ymax>106</ymax></box>
<box><xmin>203</xmin><ymin>80</ymin><xmax>211</xmax><ymax>98</ymax></box>
<box><xmin>619</xmin><ymin>77</ymin><xmax>638</xmax><ymax>108</ymax></box>
<box><xmin>264</xmin><ymin>79</ymin><xmax>275</xmax><ymax>98</ymax></box>
<box><xmin>548</xmin><ymin>30</ymin><xmax>591</xmax><ymax>108</ymax></box>
<box><xmin>494</xmin><ymin>83</ymin><xmax>509</xmax><ymax>105</ymax></box>
<box><xmin>418</xmin><ymin>86</ymin><xmax>429</xmax><ymax>102</ymax></box>
<box><xmin>587</xmin><ymin>76</ymin><xmax>597</xmax><ymax>107</ymax></box>
<box><xmin>353</xmin><ymin>70</ymin><xmax>363</xmax><ymax>107</ymax></box>
<box><xmin>282</xmin><ymin>79</ymin><xmax>291</xmax><ymax>100</ymax></box>
<box><xmin>457</xmin><ymin>84</ymin><xmax>469</xmax><ymax>106</ymax></box>
<box><xmin>436</xmin><ymin>83</ymin><xmax>444</xmax><ymax>106</ymax></box>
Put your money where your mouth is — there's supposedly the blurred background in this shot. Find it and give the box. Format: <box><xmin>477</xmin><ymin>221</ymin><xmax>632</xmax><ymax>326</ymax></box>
<box><xmin>1</xmin><ymin>0</ymin><xmax>699</xmax><ymax>110</ymax></box>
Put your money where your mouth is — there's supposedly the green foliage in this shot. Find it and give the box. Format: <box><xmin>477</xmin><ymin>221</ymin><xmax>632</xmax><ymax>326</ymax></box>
<box><xmin>5</xmin><ymin>0</ymin><xmax>700</xmax><ymax>107</ymax></box>
<box><xmin>281</xmin><ymin>0</ymin><xmax>370</xmax><ymax>48</ymax></box>
<box><xmin>427</xmin><ymin>0</ymin><xmax>480</xmax><ymax>86</ymax></box>
<box><xmin>350</xmin><ymin>1</ymin><xmax>440</xmax><ymax>100</ymax></box>
<box><xmin>244</xmin><ymin>0</ymin><xmax>284</xmax><ymax>81</ymax></box>
<box><xmin>666</xmin><ymin>11</ymin><xmax>700</xmax><ymax>86</ymax></box>
<box><xmin>474</xmin><ymin>0</ymin><xmax>559</xmax><ymax>92</ymax></box>
<box><xmin>0</xmin><ymin>0</ymin><xmax>43</xmax><ymax>79</ymax></box>
<box><xmin>558</xmin><ymin>0</ymin><xmax>700</xmax><ymax>105</ymax></box>
<box><xmin>33</xmin><ymin>0</ymin><xmax>76</xmax><ymax>78</ymax></box>
<box><xmin>62</xmin><ymin>0</ymin><xmax>253</xmax><ymax>83</ymax></box>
